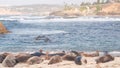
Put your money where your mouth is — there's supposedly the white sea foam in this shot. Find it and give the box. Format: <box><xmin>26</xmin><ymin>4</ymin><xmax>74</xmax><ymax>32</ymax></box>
<box><xmin>18</xmin><ymin>16</ymin><xmax>120</xmax><ymax>23</ymax></box>
<box><xmin>11</xmin><ymin>29</ymin><xmax>67</xmax><ymax>35</ymax></box>
<box><xmin>0</xmin><ymin>16</ymin><xmax>120</xmax><ymax>23</ymax></box>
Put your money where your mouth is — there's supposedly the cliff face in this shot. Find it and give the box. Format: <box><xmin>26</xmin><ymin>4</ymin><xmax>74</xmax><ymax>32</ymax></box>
<box><xmin>98</xmin><ymin>3</ymin><xmax>120</xmax><ymax>15</ymax></box>
<box><xmin>0</xmin><ymin>3</ymin><xmax>120</xmax><ymax>16</ymax></box>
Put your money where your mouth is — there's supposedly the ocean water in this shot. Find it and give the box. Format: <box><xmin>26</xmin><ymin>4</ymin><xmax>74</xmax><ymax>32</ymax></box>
<box><xmin>0</xmin><ymin>15</ymin><xmax>120</xmax><ymax>52</ymax></box>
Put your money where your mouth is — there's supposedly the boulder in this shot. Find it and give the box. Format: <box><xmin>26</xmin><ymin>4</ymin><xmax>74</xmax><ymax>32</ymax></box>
<box><xmin>15</xmin><ymin>53</ymin><xmax>32</xmax><ymax>63</ymax></box>
<box><xmin>48</xmin><ymin>55</ymin><xmax>62</xmax><ymax>65</ymax></box>
<box><xmin>96</xmin><ymin>54</ymin><xmax>114</xmax><ymax>63</ymax></box>
<box><xmin>0</xmin><ymin>22</ymin><xmax>8</xmax><ymax>34</ymax></box>
<box><xmin>2</xmin><ymin>54</ymin><xmax>17</xmax><ymax>67</ymax></box>
<box><xmin>27</xmin><ymin>56</ymin><xmax>43</xmax><ymax>65</ymax></box>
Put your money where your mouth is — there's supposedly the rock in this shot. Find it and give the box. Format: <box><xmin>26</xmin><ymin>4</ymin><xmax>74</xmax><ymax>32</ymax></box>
<box><xmin>27</xmin><ymin>56</ymin><xmax>43</xmax><ymax>65</ymax></box>
<box><xmin>0</xmin><ymin>53</ymin><xmax>9</xmax><ymax>63</ymax></box>
<box><xmin>48</xmin><ymin>55</ymin><xmax>62</xmax><ymax>65</ymax></box>
<box><xmin>2</xmin><ymin>54</ymin><xmax>17</xmax><ymax>67</ymax></box>
<box><xmin>15</xmin><ymin>53</ymin><xmax>32</xmax><ymax>63</ymax></box>
<box><xmin>74</xmin><ymin>56</ymin><xmax>82</xmax><ymax>65</ymax></box>
<box><xmin>0</xmin><ymin>22</ymin><xmax>9</xmax><ymax>34</ymax></box>
<box><xmin>96</xmin><ymin>54</ymin><xmax>114</xmax><ymax>63</ymax></box>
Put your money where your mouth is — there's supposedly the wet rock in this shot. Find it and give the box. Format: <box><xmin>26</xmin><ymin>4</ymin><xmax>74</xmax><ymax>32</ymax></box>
<box><xmin>96</xmin><ymin>54</ymin><xmax>114</xmax><ymax>63</ymax></box>
<box><xmin>27</xmin><ymin>56</ymin><xmax>43</xmax><ymax>65</ymax></box>
<box><xmin>48</xmin><ymin>55</ymin><xmax>62</xmax><ymax>64</ymax></box>
<box><xmin>2</xmin><ymin>54</ymin><xmax>17</xmax><ymax>67</ymax></box>
<box><xmin>74</xmin><ymin>56</ymin><xmax>82</xmax><ymax>65</ymax></box>
<box><xmin>15</xmin><ymin>53</ymin><xmax>32</xmax><ymax>63</ymax></box>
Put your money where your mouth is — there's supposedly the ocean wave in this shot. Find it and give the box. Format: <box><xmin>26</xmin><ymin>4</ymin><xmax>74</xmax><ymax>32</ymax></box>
<box><xmin>0</xmin><ymin>16</ymin><xmax>120</xmax><ymax>23</ymax></box>
<box><xmin>11</xmin><ymin>29</ymin><xmax>67</xmax><ymax>35</ymax></box>
<box><xmin>18</xmin><ymin>16</ymin><xmax>120</xmax><ymax>23</ymax></box>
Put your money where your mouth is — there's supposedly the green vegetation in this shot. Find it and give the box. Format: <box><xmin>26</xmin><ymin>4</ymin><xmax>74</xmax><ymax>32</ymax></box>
<box><xmin>64</xmin><ymin>4</ymin><xmax>73</xmax><ymax>10</ymax></box>
<box><xmin>95</xmin><ymin>5</ymin><xmax>102</xmax><ymax>13</ymax></box>
<box><xmin>79</xmin><ymin>6</ymin><xmax>87</xmax><ymax>12</ymax></box>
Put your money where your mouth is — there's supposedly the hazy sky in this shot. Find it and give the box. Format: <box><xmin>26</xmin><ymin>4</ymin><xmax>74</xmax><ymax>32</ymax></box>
<box><xmin>0</xmin><ymin>0</ymin><xmax>97</xmax><ymax>6</ymax></box>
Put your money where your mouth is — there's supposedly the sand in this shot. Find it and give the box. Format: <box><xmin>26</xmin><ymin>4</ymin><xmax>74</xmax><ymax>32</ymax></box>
<box><xmin>0</xmin><ymin>57</ymin><xmax>120</xmax><ymax>68</ymax></box>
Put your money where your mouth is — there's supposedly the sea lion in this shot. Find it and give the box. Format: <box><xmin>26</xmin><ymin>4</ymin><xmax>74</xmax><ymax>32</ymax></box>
<box><xmin>95</xmin><ymin>54</ymin><xmax>114</xmax><ymax>63</ymax></box>
<box><xmin>0</xmin><ymin>53</ymin><xmax>10</xmax><ymax>63</ymax></box>
<box><xmin>27</xmin><ymin>56</ymin><xmax>43</xmax><ymax>65</ymax></box>
<box><xmin>48</xmin><ymin>55</ymin><xmax>62</xmax><ymax>65</ymax></box>
<box><xmin>71</xmin><ymin>51</ymin><xmax>80</xmax><ymax>56</ymax></box>
<box><xmin>2</xmin><ymin>54</ymin><xmax>17</xmax><ymax>67</ymax></box>
<box><xmin>62</xmin><ymin>54</ymin><xmax>76</xmax><ymax>61</ymax></box>
<box><xmin>44</xmin><ymin>51</ymin><xmax>65</xmax><ymax>60</ymax></box>
<box><xmin>15</xmin><ymin>53</ymin><xmax>32</xmax><ymax>63</ymax></box>
<box><xmin>74</xmin><ymin>56</ymin><xmax>82</xmax><ymax>65</ymax></box>
<box><xmin>35</xmin><ymin>35</ymin><xmax>51</xmax><ymax>42</ymax></box>
<box><xmin>48</xmin><ymin>51</ymin><xmax>65</xmax><ymax>56</ymax></box>
<box><xmin>31</xmin><ymin>49</ymin><xmax>46</xmax><ymax>57</ymax></box>
<box><xmin>81</xmin><ymin>51</ymin><xmax>99</xmax><ymax>57</ymax></box>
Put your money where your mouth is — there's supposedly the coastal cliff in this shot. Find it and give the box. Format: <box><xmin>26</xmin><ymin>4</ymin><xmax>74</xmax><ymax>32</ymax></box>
<box><xmin>50</xmin><ymin>3</ymin><xmax>120</xmax><ymax>17</ymax></box>
<box><xmin>0</xmin><ymin>3</ymin><xmax>120</xmax><ymax>16</ymax></box>
<box><xmin>97</xmin><ymin>3</ymin><xmax>120</xmax><ymax>15</ymax></box>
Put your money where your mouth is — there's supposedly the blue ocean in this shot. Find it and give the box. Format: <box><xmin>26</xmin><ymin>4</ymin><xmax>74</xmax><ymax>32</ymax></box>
<box><xmin>0</xmin><ymin>16</ymin><xmax>120</xmax><ymax>52</ymax></box>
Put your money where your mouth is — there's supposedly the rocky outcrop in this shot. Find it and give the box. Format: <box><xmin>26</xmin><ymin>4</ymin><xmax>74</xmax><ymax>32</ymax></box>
<box><xmin>2</xmin><ymin>54</ymin><xmax>17</xmax><ymax>67</ymax></box>
<box><xmin>27</xmin><ymin>56</ymin><xmax>43</xmax><ymax>65</ymax></box>
<box><xmin>48</xmin><ymin>55</ymin><xmax>62</xmax><ymax>64</ymax></box>
<box><xmin>0</xmin><ymin>22</ymin><xmax>9</xmax><ymax>34</ymax></box>
<box><xmin>15</xmin><ymin>53</ymin><xmax>32</xmax><ymax>63</ymax></box>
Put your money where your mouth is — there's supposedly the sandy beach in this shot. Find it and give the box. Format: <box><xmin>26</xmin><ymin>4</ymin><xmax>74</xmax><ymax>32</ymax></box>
<box><xmin>0</xmin><ymin>53</ymin><xmax>120</xmax><ymax>68</ymax></box>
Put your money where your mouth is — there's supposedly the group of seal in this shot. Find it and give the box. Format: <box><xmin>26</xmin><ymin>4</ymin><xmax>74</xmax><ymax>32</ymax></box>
<box><xmin>0</xmin><ymin>49</ymin><xmax>115</xmax><ymax>67</ymax></box>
